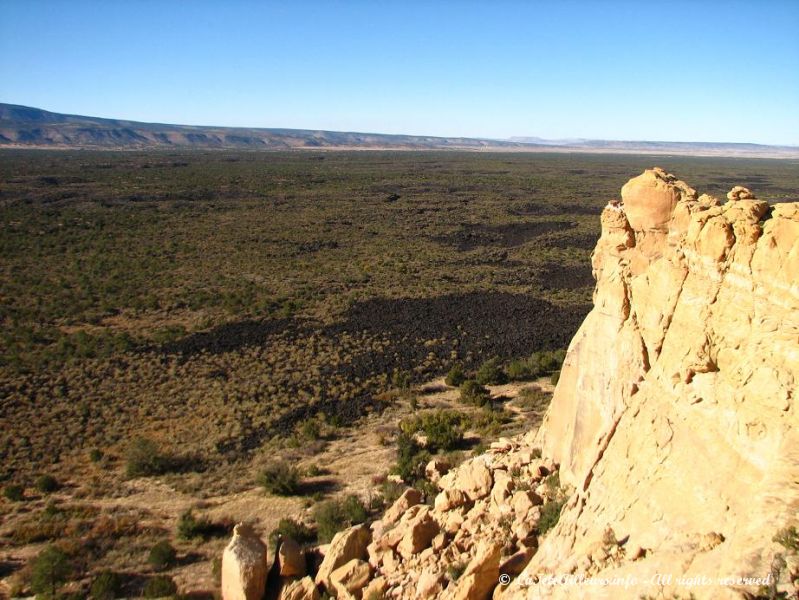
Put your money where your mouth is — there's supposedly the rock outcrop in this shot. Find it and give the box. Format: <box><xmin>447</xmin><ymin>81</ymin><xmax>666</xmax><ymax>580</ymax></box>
<box><xmin>222</xmin><ymin>523</ymin><xmax>269</xmax><ymax>600</ymax></box>
<box><xmin>513</xmin><ymin>169</ymin><xmax>799</xmax><ymax>599</ymax></box>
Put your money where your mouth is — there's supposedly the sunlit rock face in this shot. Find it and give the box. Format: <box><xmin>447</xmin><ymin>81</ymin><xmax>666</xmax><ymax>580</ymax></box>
<box><xmin>522</xmin><ymin>169</ymin><xmax>799</xmax><ymax>599</ymax></box>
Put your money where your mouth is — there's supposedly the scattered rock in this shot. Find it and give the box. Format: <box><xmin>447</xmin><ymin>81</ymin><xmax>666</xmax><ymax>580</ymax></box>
<box><xmin>397</xmin><ymin>507</ymin><xmax>440</xmax><ymax>559</ymax></box>
<box><xmin>330</xmin><ymin>559</ymin><xmax>371</xmax><ymax>599</ymax></box>
<box><xmin>425</xmin><ymin>458</ymin><xmax>451</xmax><ymax>484</ymax></box>
<box><xmin>444</xmin><ymin>541</ymin><xmax>501</xmax><ymax>600</ymax></box>
<box><xmin>279</xmin><ymin>576</ymin><xmax>321</xmax><ymax>600</ymax></box>
<box><xmin>315</xmin><ymin>524</ymin><xmax>371</xmax><ymax>592</ymax></box>
<box><xmin>383</xmin><ymin>488</ymin><xmax>423</xmax><ymax>526</ymax></box>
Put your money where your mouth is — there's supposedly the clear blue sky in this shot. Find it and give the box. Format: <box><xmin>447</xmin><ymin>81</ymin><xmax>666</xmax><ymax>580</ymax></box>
<box><xmin>1</xmin><ymin>0</ymin><xmax>798</xmax><ymax>144</ymax></box>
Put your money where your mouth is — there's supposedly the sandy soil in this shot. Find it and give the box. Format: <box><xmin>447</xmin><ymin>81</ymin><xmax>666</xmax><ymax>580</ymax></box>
<box><xmin>0</xmin><ymin>376</ymin><xmax>552</xmax><ymax>596</ymax></box>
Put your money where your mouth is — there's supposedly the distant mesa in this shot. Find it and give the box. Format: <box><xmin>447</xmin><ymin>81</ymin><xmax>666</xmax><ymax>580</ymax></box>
<box><xmin>1</xmin><ymin>103</ymin><xmax>797</xmax><ymax>157</ymax></box>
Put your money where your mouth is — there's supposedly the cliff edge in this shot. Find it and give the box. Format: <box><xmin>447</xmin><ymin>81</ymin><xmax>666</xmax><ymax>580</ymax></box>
<box><xmin>517</xmin><ymin>168</ymin><xmax>799</xmax><ymax>598</ymax></box>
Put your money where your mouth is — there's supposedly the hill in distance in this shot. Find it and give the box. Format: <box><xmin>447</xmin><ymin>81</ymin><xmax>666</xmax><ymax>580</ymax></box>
<box><xmin>1</xmin><ymin>102</ymin><xmax>797</xmax><ymax>158</ymax></box>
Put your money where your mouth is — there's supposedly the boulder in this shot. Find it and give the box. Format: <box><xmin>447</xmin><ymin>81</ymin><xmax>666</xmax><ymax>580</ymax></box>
<box><xmin>278</xmin><ymin>537</ymin><xmax>306</xmax><ymax>577</ymax></box>
<box><xmin>435</xmin><ymin>488</ymin><xmax>469</xmax><ymax>512</ymax></box>
<box><xmin>330</xmin><ymin>559</ymin><xmax>371</xmax><ymax>599</ymax></box>
<box><xmin>498</xmin><ymin>547</ymin><xmax>535</xmax><ymax>576</ymax></box>
<box><xmin>425</xmin><ymin>458</ymin><xmax>451</xmax><ymax>484</ymax></box>
<box><xmin>489</xmin><ymin>470</ymin><xmax>514</xmax><ymax>509</ymax></box>
<box><xmin>621</xmin><ymin>167</ymin><xmax>695</xmax><ymax>232</ymax></box>
<box><xmin>382</xmin><ymin>488</ymin><xmax>422</xmax><ymax>526</ymax></box>
<box><xmin>510</xmin><ymin>490</ymin><xmax>542</xmax><ymax>518</ymax></box>
<box><xmin>416</xmin><ymin>568</ymin><xmax>445</xmax><ymax>598</ymax></box>
<box><xmin>222</xmin><ymin>523</ymin><xmax>268</xmax><ymax>600</ymax></box>
<box><xmin>455</xmin><ymin>459</ymin><xmax>493</xmax><ymax>501</ymax></box>
<box><xmin>397</xmin><ymin>507</ymin><xmax>440</xmax><ymax>559</ymax></box>
<box><xmin>726</xmin><ymin>185</ymin><xmax>756</xmax><ymax>201</ymax></box>
<box><xmin>444</xmin><ymin>541</ymin><xmax>501</xmax><ymax>600</ymax></box>
<box><xmin>315</xmin><ymin>524</ymin><xmax>371</xmax><ymax>592</ymax></box>
<box><xmin>361</xmin><ymin>576</ymin><xmax>388</xmax><ymax>600</ymax></box>
<box><xmin>279</xmin><ymin>576</ymin><xmax>320</xmax><ymax>600</ymax></box>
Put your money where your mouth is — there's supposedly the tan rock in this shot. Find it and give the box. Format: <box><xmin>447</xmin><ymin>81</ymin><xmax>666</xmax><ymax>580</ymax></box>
<box><xmin>222</xmin><ymin>523</ymin><xmax>268</xmax><ymax>600</ymax></box>
<box><xmin>425</xmin><ymin>458</ymin><xmax>450</xmax><ymax>484</ymax></box>
<box><xmin>382</xmin><ymin>488</ymin><xmax>423</xmax><ymax>526</ymax></box>
<box><xmin>443</xmin><ymin>508</ymin><xmax>466</xmax><ymax>534</ymax></box>
<box><xmin>278</xmin><ymin>537</ymin><xmax>306</xmax><ymax>577</ymax></box>
<box><xmin>510</xmin><ymin>490</ymin><xmax>542</xmax><ymax>518</ymax></box>
<box><xmin>621</xmin><ymin>167</ymin><xmax>695</xmax><ymax>232</ymax></box>
<box><xmin>315</xmin><ymin>524</ymin><xmax>371</xmax><ymax>592</ymax></box>
<box><xmin>455</xmin><ymin>459</ymin><xmax>493</xmax><ymax>501</ymax></box>
<box><xmin>498</xmin><ymin>546</ymin><xmax>535</xmax><ymax>576</ymax></box>
<box><xmin>435</xmin><ymin>488</ymin><xmax>469</xmax><ymax>512</ymax></box>
<box><xmin>280</xmin><ymin>576</ymin><xmax>320</xmax><ymax>600</ymax></box>
<box><xmin>444</xmin><ymin>541</ymin><xmax>501</xmax><ymax>600</ymax></box>
<box><xmin>489</xmin><ymin>470</ymin><xmax>514</xmax><ymax>509</ymax></box>
<box><xmin>361</xmin><ymin>576</ymin><xmax>387</xmax><ymax>600</ymax></box>
<box><xmin>330</xmin><ymin>559</ymin><xmax>371</xmax><ymax>599</ymax></box>
<box><xmin>726</xmin><ymin>185</ymin><xmax>756</xmax><ymax>201</ymax></box>
<box><xmin>521</xmin><ymin>170</ymin><xmax>799</xmax><ymax>600</ymax></box>
<box><xmin>397</xmin><ymin>507</ymin><xmax>440</xmax><ymax>559</ymax></box>
<box><xmin>416</xmin><ymin>568</ymin><xmax>444</xmax><ymax>598</ymax></box>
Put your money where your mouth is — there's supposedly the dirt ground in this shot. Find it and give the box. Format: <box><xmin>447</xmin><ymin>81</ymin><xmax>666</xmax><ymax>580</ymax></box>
<box><xmin>0</xmin><ymin>376</ymin><xmax>553</xmax><ymax>596</ymax></box>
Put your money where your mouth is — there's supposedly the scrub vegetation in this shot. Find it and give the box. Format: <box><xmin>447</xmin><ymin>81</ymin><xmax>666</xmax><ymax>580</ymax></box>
<box><xmin>1</xmin><ymin>149</ymin><xmax>796</xmax><ymax>597</ymax></box>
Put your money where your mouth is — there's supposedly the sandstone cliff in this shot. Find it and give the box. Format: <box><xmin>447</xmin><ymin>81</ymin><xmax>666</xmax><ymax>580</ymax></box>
<box><xmin>511</xmin><ymin>168</ymin><xmax>799</xmax><ymax>599</ymax></box>
<box><xmin>221</xmin><ymin>169</ymin><xmax>799</xmax><ymax>600</ymax></box>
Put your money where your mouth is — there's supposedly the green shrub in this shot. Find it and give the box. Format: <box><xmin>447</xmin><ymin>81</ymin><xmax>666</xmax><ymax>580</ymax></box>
<box><xmin>506</xmin><ymin>359</ymin><xmax>533</xmax><ymax>381</ymax></box>
<box><xmin>176</xmin><ymin>510</ymin><xmax>231</xmax><ymax>541</ymax></box>
<box><xmin>474</xmin><ymin>357</ymin><xmax>508</xmax><ymax>385</ymax></box>
<box><xmin>31</xmin><ymin>545</ymin><xmax>71</xmax><ymax>598</ymax></box>
<box><xmin>774</xmin><ymin>526</ymin><xmax>799</xmax><ymax>552</ymax></box>
<box><xmin>270</xmin><ymin>518</ymin><xmax>316</xmax><ymax>546</ymax></box>
<box><xmin>148</xmin><ymin>540</ymin><xmax>177</xmax><ymax>571</ymax></box>
<box><xmin>445</xmin><ymin>364</ymin><xmax>466</xmax><ymax>387</ymax></box>
<box><xmin>4</xmin><ymin>484</ymin><xmax>24</xmax><ymax>502</ymax></box>
<box><xmin>89</xmin><ymin>448</ymin><xmax>104</xmax><ymax>463</ymax></box>
<box><xmin>459</xmin><ymin>380</ymin><xmax>490</xmax><ymax>407</ymax></box>
<box><xmin>515</xmin><ymin>386</ymin><xmax>550</xmax><ymax>412</ymax></box>
<box><xmin>508</xmin><ymin>349</ymin><xmax>567</xmax><ymax>382</ymax></box>
<box><xmin>36</xmin><ymin>475</ymin><xmax>60</xmax><ymax>494</ymax></box>
<box><xmin>126</xmin><ymin>437</ymin><xmax>168</xmax><ymax>477</ymax></box>
<box><xmin>538</xmin><ymin>499</ymin><xmax>565</xmax><ymax>535</ymax></box>
<box><xmin>406</xmin><ymin>410</ymin><xmax>463</xmax><ymax>452</ymax></box>
<box><xmin>90</xmin><ymin>571</ymin><xmax>122</xmax><ymax>600</ymax></box>
<box><xmin>550</xmin><ymin>370</ymin><xmax>561</xmax><ymax>385</ymax></box>
<box><xmin>143</xmin><ymin>575</ymin><xmax>177</xmax><ymax>598</ymax></box>
<box><xmin>391</xmin><ymin>369</ymin><xmax>411</xmax><ymax>390</ymax></box>
<box><xmin>312</xmin><ymin>495</ymin><xmax>368</xmax><ymax>543</ymax></box>
<box><xmin>305</xmin><ymin>464</ymin><xmax>325</xmax><ymax>477</ymax></box>
<box><xmin>543</xmin><ymin>472</ymin><xmax>560</xmax><ymax>492</ymax></box>
<box><xmin>394</xmin><ymin>432</ymin><xmax>430</xmax><ymax>483</ymax></box>
<box><xmin>257</xmin><ymin>461</ymin><xmax>301</xmax><ymax>496</ymax></box>
<box><xmin>297</xmin><ymin>419</ymin><xmax>322</xmax><ymax>441</ymax></box>
<box><xmin>447</xmin><ymin>562</ymin><xmax>466</xmax><ymax>581</ymax></box>
<box><xmin>527</xmin><ymin>349</ymin><xmax>566</xmax><ymax>378</ymax></box>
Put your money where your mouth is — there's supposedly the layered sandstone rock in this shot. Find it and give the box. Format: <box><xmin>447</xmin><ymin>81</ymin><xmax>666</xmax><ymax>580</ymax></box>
<box><xmin>509</xmin><ymin>170</ymin><xmax>799</xmax><ymax>599</ymax></box>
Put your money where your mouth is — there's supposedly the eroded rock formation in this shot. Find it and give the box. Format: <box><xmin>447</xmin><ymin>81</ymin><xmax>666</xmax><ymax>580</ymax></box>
<box><xmin>516</xmin><ymin>168</ymin><xmax>799</xmax><ymax>598</ymax></box>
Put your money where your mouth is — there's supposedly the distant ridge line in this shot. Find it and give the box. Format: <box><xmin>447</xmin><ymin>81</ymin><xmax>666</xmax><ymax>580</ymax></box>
<box><xmin>1</xmin><ymin>103</ymin><xmax>797</xmax><ymax>158</ymax></box>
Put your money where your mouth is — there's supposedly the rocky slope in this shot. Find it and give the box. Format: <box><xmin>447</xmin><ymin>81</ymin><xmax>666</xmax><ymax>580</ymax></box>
<box><xmin>221</xmin><ymin>169</ymin><xmax>799</xmax><ymax>599</ymax></box>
